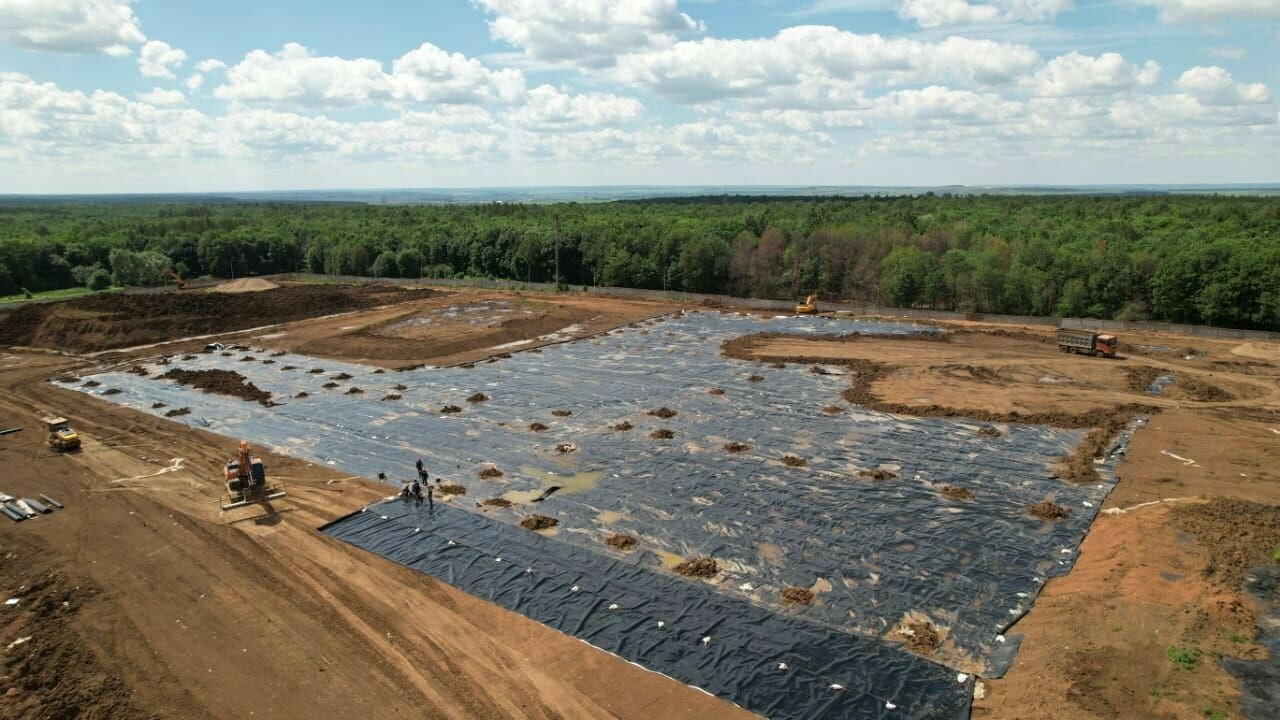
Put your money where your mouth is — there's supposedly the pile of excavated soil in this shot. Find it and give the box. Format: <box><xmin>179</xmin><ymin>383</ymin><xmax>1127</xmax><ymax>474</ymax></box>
<box><xmin>747</xmin><ymin>374</ymin><xmax>764</xmax><ymax>382</ymax></box>
<box><xmin>127</xmin><ymin>365</ymin><xmax>148</xmax><ymax>376</ymax></box>
<box><xmin>1027</xmin><ymin>501</ymin><xmax>1071</xmax><ymax>521</ymax></box>
<box><xmin>781</xmin><ymin>454</ymin><xmax>806</xmax><ymax>467</ymax></box>
<box><xmin>308</xmin><ymin>368</ymin><xmax>325</xmax><ymax>374</ymax></box>
<box><xmin>322</xmin><ymin>382</ymin><xmax>340</xmax><ymax>389</ymax></box>
<box><xmin>466</xmin><ymin>393</ymin><xmax>489</xmax><ymax>403</ymax></box>
<box><xmin>611</xmin><ymin>421</ymin><xmax>632</xmax><ymax>431</ymax></box>
<box><xmin>0</xmin><ymin>284</ymin><xmax>420</xmax><ymax>352</ymax></box>
<box><xmin>1170</xmin><ymin>499</ymin><xmax>1280</xmax><ymax>589</ymax></box>
<box><xmin>649</xmin><ymin>428</ymin><xmax>674</xmax><ymax>439</ymax></box>
<box><xmin>1125</xmin><ymin>366</ymin><xmax>1164</xmax><ymax>392</ymax></box>
<box><xmin>648</xmin><ymin>407</ymin><xmax>677</xmax><ymax>418</ymax></box>
<box><xmin>520</xmin><ymin>514</ymin><xmax>558</xmax><ymax>531</ymax></box>
<box><xmin>976</xmin><ymin>426</ymin><xmax>1002</xmax><ymax>437</ymax></box>
<box><xmin>333</xmin><ymin>372</ymin><xmax>353</xmax><ymax>380</ymax></box>
<box><xmin>551</xmin><ymin>410</ymin><xmax>572</xmax><ymax>417</ymax></box>
<box><xmin>480</xmin><ymin>497</ymin><xmax>513</xmax><ymax>508</ymax></box>
<box><xmin>822</xmin><ymin>405</ymin><xmax>842</xmax><ymax>413</ymax></box>
<box><xmin>102</xmin><ymin>388</ymin><xmax>122</xmax><ymax>395</ymax></box>
<box><xmin>381</xmin><ymin>393</ymin><xmax>401</xmax><ymax>401</ymax></box>
<box><xmin>554</xmin><ymin>443</ymin><xmax>577</xmax><ymax>454</ymax></box>
<box><xmin>724</xmin><ymin>442</ymin><xmax>750</xmax><ymax>452</ymax></box>
<box><xmin>164</xmin><ymin>407</ymin><xmax>190</xmax><ymax>417</ymax></box>
<box><xmin>160</xmin><ymin>369</ymin><xmax>274</xmax><ymax>406</ymax></box>
<box><xmin>440</xmin><ymin>405</ymin><xmax>461</xmax><ymax>414</ymax></box>
<box><xmin>859</xmin><ymin>468</ymin><xmax>896</xmax><ymax>480</ymax></box>
<box><xmin>82</xmin><ymin>380</ymin><xmax>100</xmax><ymax>387</ymax></box>
<box><xmin>344</xmin><ymin>387</ymin><xmax>363</xmax><ymax>395</ymax></box>
<box><xmin>781</xmin><ymin>587</ymin><xmax>814</xmax><ymax>605</ymax></box>
<box><xmin>940</xmin><ymin>485</ymin><xmax>974</xmax><ymax>500</ymax></box>
<box><xmin>294</xmin><ymin>392</ymin><xmax>309</xmax><ymax>399</ymax></box>
<box><xmin>437</xmin><ymin>484</ymin><xmax>466</xmax><ymax>496</ymax></box>
<box><xmin>900</xmin><ymin>620</ymin><xmax>941</xmax><ymax>655</ymax></box>
<box><xmin>605</xmin><ymin>533</ymin><xmax>637</xmax><ymax>551</ymax></box>
<box><xmin>809</xmin><ymin>365</ymin><xmax>832</xmax><ymax>375</ymax></box>
<box><xmin>1175</xmin><ymin>375</ymin><xmax>1235</xmax><ymax>402</ymax></box>
<box><xmin>675</xmin><ymin>557</ymin><xmax>718</xmax><ymax>577</ymax></box>
<box><xmin>527</xmin><ymin>422</ymin><xmax>547</xmax><ymax>431</ymax></box>
<box><xmin>708</xmin><ymin>388</ymin><xmax>725</xmax><ymax>395</ymax></box>
<box><xmin>150</xmin><ymin>402</ymin><xmax>166</xmax><ymax>409</ymax></box>
<box><xmin>477</xmin><ymin>466</ymin><xmax>504</xmax><ymax>478</ymax></box>
<box><xmin>212</xmin><ymin>278</ymin><xmax>278</xmax><ymax>293</ymax></box>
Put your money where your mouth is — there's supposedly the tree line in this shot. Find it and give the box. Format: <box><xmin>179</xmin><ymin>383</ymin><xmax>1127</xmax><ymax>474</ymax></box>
<box><xmin>0</xmin><ymin>194</ymin><xmax>1277</xmax><ymax>329</ymax></box>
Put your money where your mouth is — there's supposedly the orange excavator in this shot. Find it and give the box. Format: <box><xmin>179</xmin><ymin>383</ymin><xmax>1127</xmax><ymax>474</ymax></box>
<box><xmin>169</xmin><ymin>269</ymin><xmax>190</xmax><ymax>290</ymax></box>
<box><xmin>222</xmin><ymin>441</ymin><xmax>286</xmax><ymax>511</ymax></box>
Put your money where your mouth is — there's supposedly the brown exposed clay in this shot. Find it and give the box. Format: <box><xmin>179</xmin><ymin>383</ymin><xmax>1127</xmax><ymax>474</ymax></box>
<box><xmin>481</xmin><ymin>497</ymin><xmax>513</xmax><ymax>508</ymax></box>
<box><xmin>674</xmin><ymin>557</ymin><xmax>718</xmax><ymax>577</ymax></box>
<box><xmin>520</xmin><ymin>514</ymin><xmax>558</xmax><ymax>531</ymax></box>
<box><xmin>650</xmin><ymin>428</ymin><xmax>674</xmax><ymax>439</ymax></box>
<box><xmin>161</xmin><ymin>368</ymin><xmax>274</xmax><ymax>406</ymax></box>
<box><xmin>605</xmin><ymin>533</ymin><xmax>637</xmax><ymax>551</ymax></box>
<box><xmin>437</xmin><ymin>484</ymin><xmax>467</xmax><ymax>495</ymax></box>
<box><xmin>781</xmin><ymin>454</ymin><xmax>806</xmax><ymax>467</ymax></box>
<box><xmin>781</xmin><ymin>587</ymin><xmax>814</xmax><ymax>605</ymax></box>
<box><xmin>901</xmin><ymin>620</ymin><xmax>941</xmax><ymax>655</ymax></box>
<box><xmin>477</xmin><ymin>466</ymin><xmax>504</xmax><ymax>478</ymax></box>
<box><xmin>1027</xmin><ymin>501</ymin><xmax>1071</xmax><ymax>520</ymax></box>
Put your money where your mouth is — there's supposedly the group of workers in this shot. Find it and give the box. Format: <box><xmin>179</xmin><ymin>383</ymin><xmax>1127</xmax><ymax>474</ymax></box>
<box><xmin>397</xmin><ymin>457</ymin><xmax>434</xmax><ymax>510</ymax></box>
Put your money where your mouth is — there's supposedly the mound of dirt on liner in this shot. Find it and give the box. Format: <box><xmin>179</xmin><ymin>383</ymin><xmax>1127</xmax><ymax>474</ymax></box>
<box><xmin>940</xmin><ymin>485</ymin><xmax>973</xmax><ymax>500</ymax></box>
<box><xmin>649</xmin><ymin>428</ymin><xmax>674</xmax><ymax>439</ymax></box>
<box><xmin>82</xmin><ymin>379</ymin><xmax>100</xmax><ymax>387</ymax></box>
<box><xmin>606</xmin><ymin>533</ymin><xmax>637</xmax><ymax>551</ymax></box>
<box><xmin>467</xmin><ymin>393</ymin><xmax>489</xmax><ymax>403</ymax></box>
<box><xmin>102</xmin><ymin>388</ymin><xmax>122</xmax><ymax>395</ymax></box>
<box><xmin>551</xmin><ymin>410</ymin><xmax>572</xmax><ymax>417</ymax></box>
<box><xmin>708</xmin><ymin>387</ymin><xmax>725</xmax><ymax>395</ymax></box>
<box><xmin>322</xmin><ymin>382</ymin><xmax>340</xmax><ymax>389</ymax></box>
<box><xmin>611</xmin><ymin>420</ymin><xmax>633</xmax><ymax>431</ymax></box>
<box><xmin>1175</xmin><ymin>375</ymin><xmax>1235</xmax><ymax>402</ymax></box>
<box><xmin>859</xmin><ymin>468</ymin><xmax>896</xmax><ymax>480</ymax></box>
<box><xmin>724</xmin><ymin>442</ymin><xmax>750</xmax><ymax>452</ymax></box>
<box><xmin>164</xmin><ymin>407</ymin><xmax>190</xmax><ymax>417</ymax></box>
<box><xmin>440</xmin><ymin>405</ymin><xmax>461</xmax><ymax>414</ymax></box>
<box><xmin>527</xmin><ymin>422</ymin><xmax>547</xmax><ymax>431</ymax></box>
<box><xmin>1125</xmin><ymin>366</ymin><xmax>1164</xmax><ymax>392</ymax></box>
<box><xmin>477</xmin><ymin>466</ymin><xmax>504</xmax><ymax>478</ymax></box>
<box><xmin>520</xmin><ymin>514</ymin><xmax>558</xmax><ymax>531</ymax></box>
<box><xmin>781</xmin><ymin>454</ymin><xmax>806</xmax><ymax>467</ymax></box>
<box><xmin>675</xmin><ymin>557</ymin><xmax>718</xmax><ymax>577</ymax></box>
<box><xmin>381</xmin><ymin>393</ymin><xmax>401</xmax><ymax>401</ymax></box>
<box><xmin>480</xmin><ymin>497</ymin><xmax>513</xmax><ymax>508</ymax></box>
<box><xmin>747</xmin><ymin>374</ymin><xmax>765</xmax><ymax>382</ymax></box>
<box><xmin>976</xmin><ymin>426</ymin><xmax>1002</xmax><ymax>437</ymax></box>
<box><xmin>344</xmin><ymin>387</ymin><xmax>363</xmax><ymax>395</ymax></box>
<box><xmin>822</xmin><ymin>405</ymin><xmax>842</xmax><ymax>413</ymax></box>
<box><xmin>437</xmin><ymin>484</ymin><xmax>466</xmax><ymax>495</ymax></box>
<box><xmin>900</xmin><ymin>620</ymin><xmax>941</xmax><ymax>655</ymax></box>
<box><xmin>647</xmin><ymin>407</ymin><xmax>677</xmax><ymax>418</ymax></box>
<box><xmin>333</xmin><ymin>372</ymin><xmax>353</xmax><ymax>380</ymax></box>
<box><xmin>161</xmin><ymin>369</ymin><xmax>274</xmax><ymax>406</ymax></box>
<box><xmin>781</xmin><ymin>587</ymin><xmax>814</xmax><ymax>605</ymax></box>
<box><xmin>1027</xmin><ymin>501</ymin><xmax>1070</xmax><ymax>520</ymax></box>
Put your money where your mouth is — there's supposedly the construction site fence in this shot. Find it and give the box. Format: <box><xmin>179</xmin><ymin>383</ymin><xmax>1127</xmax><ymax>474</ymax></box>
<box><xmin>270</xmin><ymin>273</ymin><xmax>1280</xmax><ymax>343</ymax></box>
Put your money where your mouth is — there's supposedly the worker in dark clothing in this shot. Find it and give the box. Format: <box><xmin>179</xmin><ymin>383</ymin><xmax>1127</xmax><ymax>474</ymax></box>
<box><xmin>426</xmin><ymin>483</ymin><xmax>434</xmax><ymax>511</ymax></box>
<box><xmin>416</xmin><ymin>457</ymin><xmax>428</xmax><ymax>484</ymax></box>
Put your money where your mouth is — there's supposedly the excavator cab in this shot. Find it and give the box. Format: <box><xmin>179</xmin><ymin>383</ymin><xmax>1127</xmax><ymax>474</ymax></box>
<box><xmin>795</xmin><ymin>294</ymin><xmax>818</xmax><ymax>314</ymax></box>
<box><xmin>43</xmin><ymin>417</ymin><xmax>80</xmax><ymax>452</ymax></box>
<box><xmin>222</xmin><ymin>441</ymin><xmax>286</xmax><ymax>511</ymax></box>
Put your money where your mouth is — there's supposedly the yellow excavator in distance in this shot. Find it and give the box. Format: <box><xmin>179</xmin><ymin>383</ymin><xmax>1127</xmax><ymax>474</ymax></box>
<box><xmin>795</xmin><ymin>294</ymin><xmax>818</xmax><ymax>314</ymax></box>
<box><xmin>43</xmin><ymin>417</ymin><xmax>80</xmax><ymax>452</ymax></box>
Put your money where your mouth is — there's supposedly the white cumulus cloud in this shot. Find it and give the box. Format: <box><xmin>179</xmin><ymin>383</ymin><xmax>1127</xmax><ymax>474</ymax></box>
<box><xmin>508</xmin><ymin>85</ymin><xmax>643</xmax><ymax>128</ymax></box>
<box><xmin>1030</xmin><ymin>52</ymin><xmax>1160</xmax><ymax>96</ymax></box>
<box><xmin>1132</xmin><ymin>0</ymin><xmax>1280</xmax><ymax>23</ymax></box>
<box><xmin>138</xmin><ymin>39</ymin><xmax>187</xmax><ymax>78</ymax></box>
<box><xmin>613</xmin><ymin>26</ymin><xmax>1041</xmax><ymax>105</ymax></box>
<box><xmin>474</xmin><ymin>0</ymin><xmax>702</xmax><ymax>68</ymax></box>
<box><xmin>1175</xmin><ymin>65</ymin><xmax>1271</xmax><ymax>105</ymax></box>
<box><xmin>899</xmin><ymin>0</ymin><xmax>1072</xmax><ymax>28</ymax></box>
<box><xmin>0</xmin><ymin>0</ymin><xmax>145</xmax><ymax>55</ymax></box>
<box><xmin>136</xmin><ymin>87</ymin><xmax>185</xmax><ymax>105</ymax></box>
<box><xmin>391</xmin><ymin>42</ymin><xmax>525</xmax><ymax>104</ymax></box>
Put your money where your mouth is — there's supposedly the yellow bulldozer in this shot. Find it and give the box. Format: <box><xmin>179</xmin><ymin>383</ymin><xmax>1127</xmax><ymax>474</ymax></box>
<box><xmin>795</xmin><ymin>294</ymin><xmax>818</xmax><ymax>314</ymax></box>
<box><xmin>43</xmin><ymin>417</ymin><xmax>80</xmax><ymax>452</ymax></box>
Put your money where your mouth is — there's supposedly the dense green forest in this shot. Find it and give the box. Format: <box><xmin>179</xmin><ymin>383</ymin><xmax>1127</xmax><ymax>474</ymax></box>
<box><xmin>1</xmin><ymin>195</ymin><xmax>1278</xmax><ymax>329</ymax></box>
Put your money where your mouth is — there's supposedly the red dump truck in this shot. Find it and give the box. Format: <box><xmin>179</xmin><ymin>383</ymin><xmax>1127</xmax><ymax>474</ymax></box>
<box><xmin>1057</xmin><ymin>329</ymin><xmax>1117</xmax><ymax>358</ymax></box>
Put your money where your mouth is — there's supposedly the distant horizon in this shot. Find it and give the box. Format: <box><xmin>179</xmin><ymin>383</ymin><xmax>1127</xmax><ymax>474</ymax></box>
<box><xmin>3</xmin><ymin>183</ymin><xmax>1280</xmax><ymax>204</ymax></box>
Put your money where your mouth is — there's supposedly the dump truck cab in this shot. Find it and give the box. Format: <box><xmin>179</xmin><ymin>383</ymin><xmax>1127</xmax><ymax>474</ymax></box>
<box><xmin>1056</xmin><ymin>329</ymin><xmax>1118</xmax><ymax>358</ymax></box>
<box><xmin>43</xmin><ymin>416</ymin><xmax>81</xmax><ymax>451</ymax></box>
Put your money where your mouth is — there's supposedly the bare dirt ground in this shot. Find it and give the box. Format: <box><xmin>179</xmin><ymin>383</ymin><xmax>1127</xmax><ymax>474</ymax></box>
<box><xmin>2</xmin><ymin>290</ymin><xmax>1278</xmax><ymax>720</ymax></box>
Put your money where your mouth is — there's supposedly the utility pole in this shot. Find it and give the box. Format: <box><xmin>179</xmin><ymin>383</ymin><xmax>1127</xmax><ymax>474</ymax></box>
<box><xmin>554</xmin><ymin>214</ymin><xmax>561</xmax><ymax>287</ymax></box>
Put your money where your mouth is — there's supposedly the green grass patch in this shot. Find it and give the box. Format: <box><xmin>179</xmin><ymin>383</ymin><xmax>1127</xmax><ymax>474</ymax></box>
<box><xmin>1168</xmin><ymin>645</ymin><xmax>1201</xmax><ymax>670</ymax></box>
<box><xmin>0</xmin><ymin>286</ymin><xmax>119</xmax><ymax>304</ymax></box>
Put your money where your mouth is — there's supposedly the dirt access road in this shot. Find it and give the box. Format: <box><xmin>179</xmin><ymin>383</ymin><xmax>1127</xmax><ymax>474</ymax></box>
<box><xmin>2</xmin><ymin>282</ymin><xmax>1279</xmax><ymax>720</ymax></box>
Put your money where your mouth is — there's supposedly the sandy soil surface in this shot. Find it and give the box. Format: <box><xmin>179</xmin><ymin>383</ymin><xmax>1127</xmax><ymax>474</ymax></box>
<box><xmin>212</xmin><ymin>278</ymin><xmax>280</xmax><ymax>293</ymax></box>
<box><xmin>0</xmin><ymin>352</ymin><xmax>753</xmax><ymax>720</ymax></box>
<box><xmin>3</xmin><ymin>289</ymin><xmax>1278</xmax><ymax>720</ymax></box>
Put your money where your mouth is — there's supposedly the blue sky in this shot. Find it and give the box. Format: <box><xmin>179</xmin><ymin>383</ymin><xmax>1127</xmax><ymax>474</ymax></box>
<box><xmin>0</xmin><ymin>0</ymin><xmax>1277</xmax><ymax>192</ymax></box>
